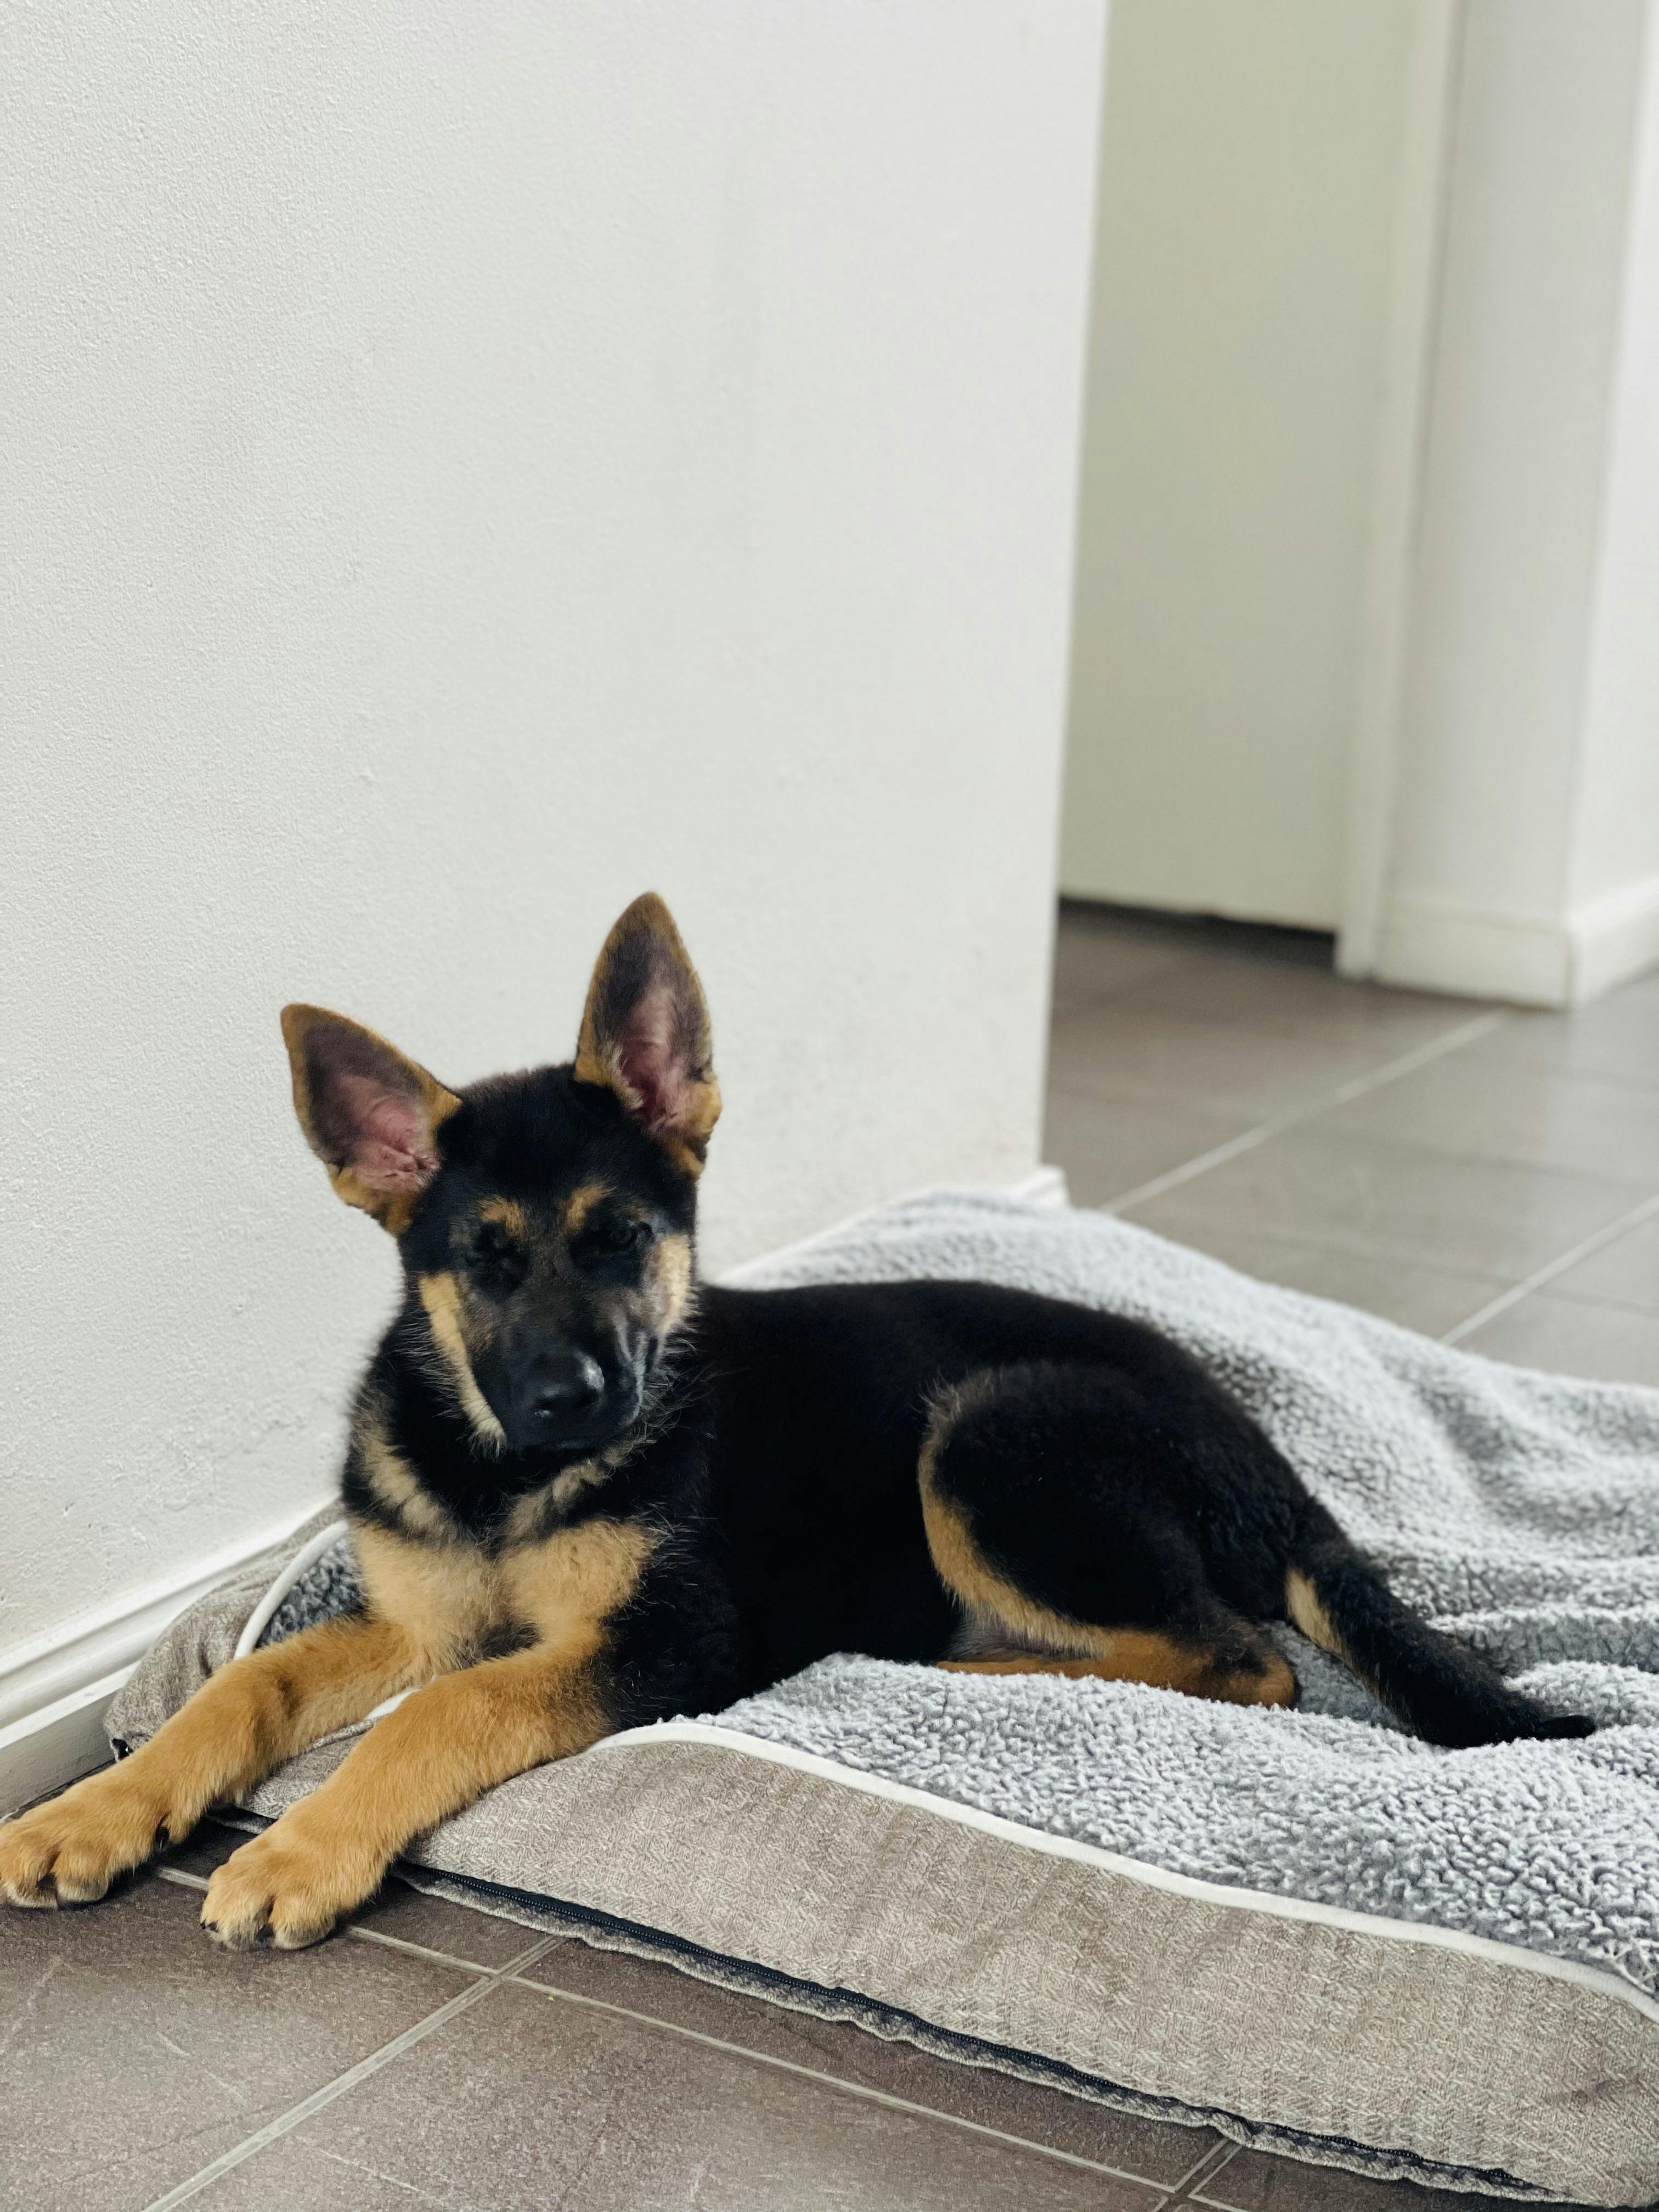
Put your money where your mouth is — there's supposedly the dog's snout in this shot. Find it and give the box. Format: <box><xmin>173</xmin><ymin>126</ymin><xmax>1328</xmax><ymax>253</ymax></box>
<box><xmin>525</xmin><ymin>1352</ymin><xmax>606</xmax><ymax>1429</ymax></box>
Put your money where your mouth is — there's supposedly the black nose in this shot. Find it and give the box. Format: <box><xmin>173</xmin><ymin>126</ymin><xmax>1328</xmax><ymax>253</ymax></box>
<box><xmin>525</xmin><ymin>1353</ymin><xmax>606</xmax><ymax>1430</ymax></box>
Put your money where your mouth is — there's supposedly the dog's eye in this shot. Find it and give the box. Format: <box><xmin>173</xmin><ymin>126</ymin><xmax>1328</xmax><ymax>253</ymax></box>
<box><xmin>471</xmin><ymin>1223</ymin><xmax>526</xmax><ymax>1288</ymax></box>
<box><xmin>586</xmin><ymin>1216</ymin><xmax>650</xmax><ymax>1260</ymax></box>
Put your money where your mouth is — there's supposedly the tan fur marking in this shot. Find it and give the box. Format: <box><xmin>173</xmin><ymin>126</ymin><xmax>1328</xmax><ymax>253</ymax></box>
<box><xmin>921</xmin><ymin>1394</ymin><xmax>1295</xmax><ymax>1711</ymax></box>
<box><xmin>353</xmin><ymin>1398</ymin><xmax>453</xmax><ymax>1542</ymax></box>
<box><xmin>194</xmin><ymin>1514</ymin><xmax>654</xmax><ymax>1946</ymax></box>
<box><xmin>353</xmin><ymin>1509</ymin><xmax>654</xmax><ymax>1668</ymax></box>
<box><xmin>560</xmin><ymin>1182</ymin><xmax>611</xmax><ymax>1236</ymax></box>
<box><xmin>1285</xmin><ymin>1566</ymin><xmax>1344</xmax><ymax>1658</ymax></box>
<box><xmin>353</xmin><ymin>1521</ymin><xmax>500</xmax><ymax>1667</ymax></box>
<box><xmin>199</xmin><ymin>1642</ymin><xmax>612</xmax><ymax>1947</ymax></box>
<box><xmin>940</xmin><ymin>1645</ymin><xmax>1297</xmax><ymax>1706</ymax></box>
<box><xmin>645</xmin><ymin>1231</ymin><xmax>695</xmax><ymax>1335</ymax></box>
<box><xmin>499</xmin><ymin>1516</ymin><xmax>659</xmax><ymax>1654</ymax></box>
<box><xmin>3</xmin><ymin>1502</ymin><xmax>658</xmax><ymax>1946</ymax></box>
<box><xmin>335</xmin><ymin>1170</ymin><xmax>425</xmax><ymax>1241</ymax></box>
<box><xmin>417</xmin><ymin>1271</ymin><xmax>507</xmax><ymax>1449</ymax></box>
<box><xmin>478</xmin><ymin>1195</ymin><xmax>529</xmax><ymax>1238</ymax></box>
<box><xmin>920</xmin><ymin>1436</ymin><xmax>1113</xmax><ymax>1660</ymax></box>
<box><xmin>500</xmin><ymin>1475</ymin><xmax>582</xmax><ymax>1550</ymax></box>
<box><xmin>0</xmin><ymin>1613</ymin><xmax>417</xmax><ymax>1910</ymax></box>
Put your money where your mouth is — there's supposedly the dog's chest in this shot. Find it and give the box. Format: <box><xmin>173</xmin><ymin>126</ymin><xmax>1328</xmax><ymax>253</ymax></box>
<box><xmin>352</xmin><ymin>1514</ymin><xmax>657</xmax><ymax>1666</ymax></box>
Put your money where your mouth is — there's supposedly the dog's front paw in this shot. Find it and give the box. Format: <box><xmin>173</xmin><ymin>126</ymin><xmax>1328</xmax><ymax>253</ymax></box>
<box><xmin>201</xmin><ymin>1825</ymin><xmax>377</xmax><ymax>1951</ymax></box>
<box><xmin>0</xmin><ymin>1769</ymin><xmax>175</xmax><ymax>1908</ymax></box>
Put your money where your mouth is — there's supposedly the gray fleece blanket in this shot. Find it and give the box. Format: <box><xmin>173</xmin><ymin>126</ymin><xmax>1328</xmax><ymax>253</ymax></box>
<box><xmin>122</xmin><ymin>1189</ymin><xmax>1659</xmax><ymax>2003</ymax></box>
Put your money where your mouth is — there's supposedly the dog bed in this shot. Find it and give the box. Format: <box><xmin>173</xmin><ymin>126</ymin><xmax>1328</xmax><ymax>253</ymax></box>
<box><xmin>109</xmin><ymin>1189</ymin><xmax>1659</xmax><ymax>2205</ymax></box>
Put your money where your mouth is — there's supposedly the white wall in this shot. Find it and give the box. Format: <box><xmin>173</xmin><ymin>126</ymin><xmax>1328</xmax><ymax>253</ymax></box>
<box><xmin>1566</xmin><ymin>10</ymin><xmax>1659</xmax><ymax>952</ymax></box>
<box><xmin>1</xmin><ymin>1</ymin><xmax>1104</xmax><ymax>1665</ymax></box>
<box><xmin>1062</xmin><ymin>0</ymin><xmax>1417</xmax><ymax>929</ymax></box>
<box><xmin>1370</xmin><ymin>0</ymin><xmax>1659</xmax><ymax>1003</ymax></box>
<box><xmin>1338</xmin><ymin>0</ymin><xmax>1659</xmax><ymax>1006</ymax></box>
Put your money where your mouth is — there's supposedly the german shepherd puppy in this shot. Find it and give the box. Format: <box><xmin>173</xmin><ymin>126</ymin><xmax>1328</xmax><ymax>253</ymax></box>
<box><xmin>0</xmin><ymin>895</ymin><xmax>1591</xmax><ymax>1948</ymax></box>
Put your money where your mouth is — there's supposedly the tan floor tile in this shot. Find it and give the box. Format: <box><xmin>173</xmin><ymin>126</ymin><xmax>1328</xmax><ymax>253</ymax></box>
<box><xmin>1134</xmin><ymin>1219</ymin><xmax>1507</xmax><ymax>1336</ymax></box>
<box><xmin>1048</xmin><ymin>1005</ymin><xmax>1428</xmax><ymax>1120</ymax></box>
<box><xmin>200</xmin><ymin>1979</ymin><xmax>1162</xmax><ymax>2212</ymax></box>
<box><xmin>517</xmin><ymin>1936</ymin><xmax>1217</xmax><ymax>2187</ymax></box>
<box><xmin>1539</xmin><ymin>1207</ymin><xmax>1659</xmax><ymax>1314</ymax></box>
<box><xmin>1457</xmin><ymin>1289</ymin><xmax>1659</xmax><ymax>1387</ymax></box>
<box><xmin>1111</xmin><ymin>952</ymin><xmax>1487</xmax><ymax>1050</ymax></box>
<box><xmin>1052</xmin><ymin>905</ymin><xmax>1200</xmax><ymax>1015</ymax></box>
<box><xmin>1322</xmin><ymin>1038</ymin><xmax>1659</xmax><ymax>1186</ymax></box>
<box><xmin>1123</xmin><ymin>1126</ymin><xmax>1646</xmax><ymax>1285</ymax></box>
<box><xmin>1471</xmin><ymin>970</ymin><xmax>1659</xmax><ymax>1091</ymax></box>
<box><xmin>1043</xmin><ymin>1084</ymin><xmax>1255</xmax><ymax>1206</ymax></box>
<box><xmin>0</xmin><ymin>1870</ymin><xmax>471</xmax><ymax>2212</ymax></box>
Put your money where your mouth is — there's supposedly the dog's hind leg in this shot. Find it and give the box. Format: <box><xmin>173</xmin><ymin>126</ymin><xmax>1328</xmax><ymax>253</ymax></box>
<box><xmin>919</xmin><ymin>1363</ymin><xmax>1297</xmax><ymax>1712</ymax></box>
<box><xmin>0</xmin><ymin>1612</ymin><xmax>421</xmax><ymax>1909</ymax></box>
<box><xmin>938</xmin><ymin>1643</ymin><xmax>1294</xmax><ymax>1704</ymax></box>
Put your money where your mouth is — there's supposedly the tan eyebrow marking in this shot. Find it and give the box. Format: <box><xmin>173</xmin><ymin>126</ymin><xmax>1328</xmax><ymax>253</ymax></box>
<box><xmin>561</xmin><ymin>1182</ymin><xmax>612</xmax><ymax>1236</ymax></box>
<box><xmin>478</xmin><ymin>1197</ymin><xmax>529</xmax><ymax>1237</ymax></box>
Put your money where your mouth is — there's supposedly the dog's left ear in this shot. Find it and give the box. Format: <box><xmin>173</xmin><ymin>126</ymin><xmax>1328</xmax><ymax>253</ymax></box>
<box><xmin>280</xmin><ymin>1005</ymin><xmax>461</xmax><ymax>1230</ymax></box>
<box><xmin>574</xmin><ymin>893</ymin><xmax>720</xmax><ymax>1172</ymax></box>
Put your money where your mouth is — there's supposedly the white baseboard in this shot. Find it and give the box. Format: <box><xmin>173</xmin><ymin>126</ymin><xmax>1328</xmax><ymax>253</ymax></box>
<box><xmin>1007</xmin><ymin>1163</ymin><xmax>1070</xmax><ymax>1209</ymax></box>
<box><xmin>0</xmin><ymin>1499</ymin><xmax>333</xmax><ymax>1816</ymax></box>
<box><xmin>1570</xmin><ymin>873</ymin><xmax>1659</xmax><ymax>1003</ymax></box>
<box><xmin>1373</xmin><ymin>881</ymin><xmax>1659</xmax><ymax>1007</ymax></box>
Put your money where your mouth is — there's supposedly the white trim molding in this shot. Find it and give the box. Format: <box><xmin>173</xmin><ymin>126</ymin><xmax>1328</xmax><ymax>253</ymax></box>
<box><xmin>1375</xmin><ymin>878</ymin><xmax>1659</xmax><ymax>1007</ymax></box>
<box><xmin>0</xmin><ymin>1498</ymin><xmax>332</xmax><ymax>1815</ymax></box>
<box><xmin>1570</xmin><ymin>871</ymin><xmax>1659</xmax><ymax>1004</ymax></box>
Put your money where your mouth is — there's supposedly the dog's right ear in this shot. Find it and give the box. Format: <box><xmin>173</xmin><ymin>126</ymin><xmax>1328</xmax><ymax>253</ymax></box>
<box><xmin>280</xmin><ymin>1006</ymin><xmax>460</xmax><ymax>1232</ymax></box>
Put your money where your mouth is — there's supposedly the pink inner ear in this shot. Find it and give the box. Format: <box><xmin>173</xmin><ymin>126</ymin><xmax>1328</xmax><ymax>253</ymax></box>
<box><xmin>334</xmin><ymin>1071</ymin><xmax>439</xmax><ymax>1193</ymax></box>
<box><xmin>616</xmin><ymin>984</ymin><xmax>695</xmax><ymax>1134</ymax></box>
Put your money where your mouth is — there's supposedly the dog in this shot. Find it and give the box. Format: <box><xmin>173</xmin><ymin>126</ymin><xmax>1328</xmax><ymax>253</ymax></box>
<box><xmin>0</xmin><ymin>893</ymin><xmax>1593</xmax><ymax>1948</ymax></box>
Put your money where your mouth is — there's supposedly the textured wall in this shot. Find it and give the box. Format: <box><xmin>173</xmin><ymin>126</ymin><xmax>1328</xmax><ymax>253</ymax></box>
<box><xmin>2</xmin><ymin>1</ymin><xmax>1104</xmax><ymax>1654</ymax></box>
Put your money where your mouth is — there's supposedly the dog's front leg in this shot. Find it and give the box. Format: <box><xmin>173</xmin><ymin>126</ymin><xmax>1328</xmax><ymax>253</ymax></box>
<box><xmin>0</xmin><ymin>1612</ymin><xmax>420</xmax><ymax>1909</ymax></box>
<box><xmin>201</xmin><ymin>1644</ymin><xmax>612</xmax><ymax>1949</ymax></box>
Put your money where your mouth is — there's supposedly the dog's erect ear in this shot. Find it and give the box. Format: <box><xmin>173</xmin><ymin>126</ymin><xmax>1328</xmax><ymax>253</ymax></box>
<box><xmin>280</xmin><ymin>1005</ymin><xmax>461</xmax><ymax>1230</ymax></box>
<box><xmin>574</xmin><ymin>894</ymin><xmax>720</xmax><ymax>1171</ymax></box>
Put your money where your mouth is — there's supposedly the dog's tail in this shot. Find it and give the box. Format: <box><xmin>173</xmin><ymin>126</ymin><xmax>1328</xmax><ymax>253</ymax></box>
<box><xmin>1284</xmin><ymin>1502</ymin><xmax>1593</xmax><ymax>1747</ymax></box>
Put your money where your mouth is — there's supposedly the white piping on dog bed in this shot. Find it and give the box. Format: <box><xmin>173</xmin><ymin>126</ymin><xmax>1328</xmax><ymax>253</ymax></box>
<box><xmin>233</xmin><ymin>1520</ymin><xmax>352</xmax><ymax>1660</ymax></box>
<box><xmin>590</xmin><ymin>1718</ymin><xmax>1659</xmax><ymax>2029</ymax></box>
<box><xmin>233</xmin><ymin>1521</ymin><xmax>417</xmax><ymax>1726</ymax></box>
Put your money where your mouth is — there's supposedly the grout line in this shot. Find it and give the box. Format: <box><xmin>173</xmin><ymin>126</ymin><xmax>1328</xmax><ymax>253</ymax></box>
<box><xmin>1440</xmin><ymin>1188</ymin><xmax>1659</xmax><ymax>1347</ymax></box>
<box><xmin>1163</xmin><ymin>2138</ymin><xmax>1242</xmax><ymax>2205</ymax></box>
<box><xmin>332</xmin><ymin>1921</ymin><xmax>512</xmax><ymax>1974</ymax></box>
<box><xmin>154</xmin><ymin>1865</ymin><xmax>211</xmax><ymax>1891</ymax></box>
<box><xmin>137</xmin><ymin>1932</ymin><xmax>560</xmax><ymax>2211</ymax></box>
<box><xmin>151</xmin><ymin>1865</ymin><xmax>510</xmax><ymax>1976</ymax></box>
<box><xmin>1098</xmin><ymin>1009</ymin><xmax>1510</xmax><ymax>1216</ymax></box>
<box><xmin>506</xmin><ymin>1969</ymin><xmax>1176</xmax><ymax>2187</ymax></box>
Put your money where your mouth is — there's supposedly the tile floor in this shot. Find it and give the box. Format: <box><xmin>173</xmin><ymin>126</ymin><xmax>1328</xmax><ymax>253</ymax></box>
<box><xmin>6</xmin><ymin>902</ymin><xmax>1654</xmax><ymax>2211</ymax></box>
<box><xmin>1048</xmin><ymin>900</ymin><xmax>1659</xmax><ymax>1383</ymax></box>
